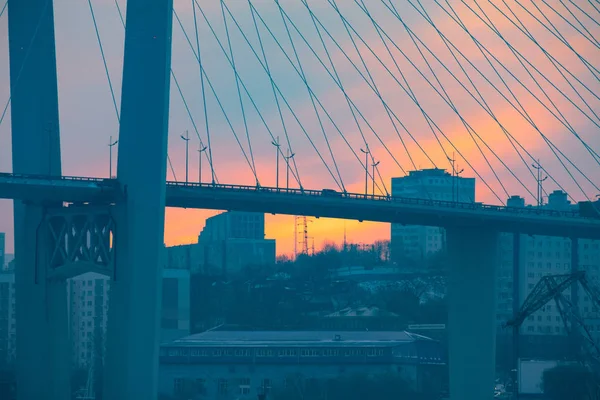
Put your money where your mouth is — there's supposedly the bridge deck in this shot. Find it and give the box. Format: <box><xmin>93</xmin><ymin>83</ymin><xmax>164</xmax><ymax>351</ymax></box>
<box><xmin>0</xmin><ymin>173</ymin><xmax>598</xmax><ymax>239</ymax></box>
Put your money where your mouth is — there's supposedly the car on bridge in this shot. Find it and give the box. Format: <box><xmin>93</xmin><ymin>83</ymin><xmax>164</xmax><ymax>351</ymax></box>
<box><xmin>321</xmin><ymin>189</ymin><xmax>342</xmax><ymax>197</ymax></box>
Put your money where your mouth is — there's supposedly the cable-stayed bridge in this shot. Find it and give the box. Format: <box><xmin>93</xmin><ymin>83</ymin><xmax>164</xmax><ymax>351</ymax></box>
<box><xmin>1</xmin><ymin>1</ymin><xmax>599</xmax><ymax>400</ymax></box>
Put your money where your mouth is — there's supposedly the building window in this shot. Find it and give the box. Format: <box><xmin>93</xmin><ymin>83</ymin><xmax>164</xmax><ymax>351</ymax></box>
<box><xmin>218</xmin><ymin>379</ymin><xmax>228</xmax><ymax>395</ymax></box>
<box><xmin>173</xmin><ymin>378</ymin><xmax>184</xmax><ymax>395</ymax></box>
<box><xmin>196</xmin><ymin>379</ymin><xmax>207</xmax><ymax>395</ymax></box>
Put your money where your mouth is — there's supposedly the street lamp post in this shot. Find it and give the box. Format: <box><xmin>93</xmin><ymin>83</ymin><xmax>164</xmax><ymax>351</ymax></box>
<box><xmin>198</xmin><ymin>145</ymin><xmax>207</xmax><ymax>184</ymax></box>
<box><xmin>372</xmin><ymin>160</ymin><xmax>380</xmax><ymax>196</ymax></box>
<box><xmin>360</xmin><ymin>147</ymin><xmax>370</xmax><ymax>196</ymax></box>
<box><xmin>271</xmin><ymin>136</ymin><xmax>281</xmax><ymax>189</ymax></box>
<box><xmin>455</xmin><ymin>168</ymin><xmax>464</xmax><ymax>202</ymax></box>
<box><xmin>532</xmin><ymin>159</ymin><xmax>547</xmax><ymax>207</ymax></box>
<box><xmin>180</xmin><ymin>130</ymin><xmax>190</xmax><ymax>184</ymax></box>
<box><xmin>108</xmin><ymin>135</ymin><xmax>118</xmax><ymax>178</ymax></box>
<box><xmin>284</xmin><ymin>149</ymin><xmax>295</xmax><ymax>190</ymax></box>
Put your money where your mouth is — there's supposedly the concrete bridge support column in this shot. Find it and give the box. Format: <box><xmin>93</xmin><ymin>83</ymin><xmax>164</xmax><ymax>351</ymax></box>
<box><xmin>103</xmin><ymin>0</ymin><xmax>173</xmax><ymax>398</ymax></box>
<box><xmin>446</xmin><ymin>226</ymin><xmax>498</xmax><ymax>400</ymax></box>
<box><xmin>8</xmin><ymin>1</ymin><xmax>70</xmax><ymax>399</ymax></box>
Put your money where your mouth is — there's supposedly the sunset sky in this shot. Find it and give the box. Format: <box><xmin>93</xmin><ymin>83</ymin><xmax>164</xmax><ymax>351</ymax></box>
<box><xmin>0</xmin><ymin>0</ymin><xmax>598</xmax><ymax>256</ymax></box>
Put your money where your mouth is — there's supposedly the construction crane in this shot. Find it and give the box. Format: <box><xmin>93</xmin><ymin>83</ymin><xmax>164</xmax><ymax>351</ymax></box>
<box><xmin>505</xmin><ymin>271</ymin><xmax>600</xmax><ymax>396</ymax></box>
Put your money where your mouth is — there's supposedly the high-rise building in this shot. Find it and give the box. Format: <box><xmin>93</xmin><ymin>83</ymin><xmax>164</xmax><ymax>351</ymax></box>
<box><xmin>0</xmin><ymin>270</ymin><xmax>15</xmax><ymax>367</ymax></box>
<box><xmin>495</xmin><ymin>191</ymin><xmax>600</xmax><ymax>363</ymax></box>
<box><xmin>390</xmin><ymin>169</ymin><xmax>475</xmax><ymax>266</ymax></box>
<box><xmin>0</xmin><ymin>233</ymin><xmax>5</xmax><ymax>272</ymax></box>
<box><xmin>67</xmin><ymin>272</ymin><xmax>110</xmax><ymax>368</ymax></box>
<box><xmin>161</xmin><ymin>267</ymin><xmax>191</xmax><ymax>343</ymax></box>
<box><xmin>197</xmin><ymin>211</ymin><xmax>275</xmax><ymax>275</ymax></box>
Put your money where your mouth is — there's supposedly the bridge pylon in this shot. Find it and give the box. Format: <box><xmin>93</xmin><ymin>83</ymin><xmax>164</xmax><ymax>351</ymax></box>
<box><xmin>8</xmin><ymin>0</ymin><xmax>173</xmax><ymax>398</ymax></box>
<box><xmin>102</xmin><ymin>0</ymin><xmax>173</xmax><ymax>398</ymax></box>
<box><xmin>8</xmin><ymin>0</ymin><xmax>71</xmax><ymax>399</ymax></box>
<box><xmin>447</xmin><ymin>226</ymin><xmax>498</xmax><ymax>400</ymax></box>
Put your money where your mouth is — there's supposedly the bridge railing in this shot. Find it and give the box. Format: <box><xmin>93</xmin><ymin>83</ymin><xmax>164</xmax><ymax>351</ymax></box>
<box><xmin>166</xmin><ymin>181</ymin><xmax>582</xmax><ymax>219</ymax></box>
<box><xmin>0</xmin><ymin>173</ymin><xmax>586</xmax><ymax>220</ymax></box>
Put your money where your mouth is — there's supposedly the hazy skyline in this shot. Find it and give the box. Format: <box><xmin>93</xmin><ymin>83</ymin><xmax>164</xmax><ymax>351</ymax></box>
<box><xmin>0</xmin><ymin>0</ymin><xmax>598</xmax><ymax>255</ymax></box>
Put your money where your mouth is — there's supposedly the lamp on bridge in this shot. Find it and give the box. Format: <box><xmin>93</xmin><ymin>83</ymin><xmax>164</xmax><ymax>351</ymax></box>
<box><xmin>360</xmin><ymin>146</ymin><xmax>370</xmax><ymax>196</ymax></box>
<box><xmin>271</xmin><ymin>136</ymin><xmax>281</xmax><ymax>189</ymax></box>
<box><xmin>108</xmin><ymin>136</ymin><xmax>118</xmax><ymax>179</ymax></box>
<box><xmin>198</xmin><ymin>145</ymin><xmax>207</xmax><ymax>184</ymax></box>
<box><xmin>372</xmin><ymin>160</ymin><xmax>380</xmax><ymax>196</ymax></box>
<box><xmin>180</xmin><ymin>130</ymin><xmax>190</xmax><ymax>184</ymax></box>
<box><xmin>284</xmin><ymin>149</ymin><xmax>295</xmax><ymax>190</ymax></box>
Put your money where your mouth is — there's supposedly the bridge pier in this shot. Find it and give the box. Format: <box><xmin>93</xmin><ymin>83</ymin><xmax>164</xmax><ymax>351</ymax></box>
<box><xmin>8</xmin><ymin>0</ymin><xmax>70</xmax><ymax>399</ymax></box>
<box><xmin>446</xmin><ymin>226</ymin><xmax>498</xmax><ymax>400</ymax></box>
<box><xmin>103</xmin><ymin>0</ymin><xmax>173</xmax><ymax>398</ymax></box>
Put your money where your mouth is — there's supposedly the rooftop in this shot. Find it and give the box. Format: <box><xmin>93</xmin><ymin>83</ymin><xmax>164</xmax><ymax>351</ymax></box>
<box><xmin>168</xmin><ymin>330</ymin><xmax>433</xmax><ymax>348</ymax></box>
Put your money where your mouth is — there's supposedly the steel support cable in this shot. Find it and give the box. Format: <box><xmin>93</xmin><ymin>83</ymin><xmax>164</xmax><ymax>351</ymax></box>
<box><xmin>389</xmin><ymin>0</ymin><xmax>510</xmax><ymax>198</ymax></box>
<box><xmin>588</xmin><ymin>0</ymin><xmax>600</xmax><ymax>16</ymax></box>
<box><xmin>192</xmin><ymin>0</ymin><xmax>217</xmax><ymax>185</ymax></box>
<box><xmin>0</xmin><ymin>0</ymin><xmax>51</xmax><ymax>130</ymax></box>
<box><xmin>289</xmin><ymin>0</ymin><xmax>503</xmax><ymax>201</ymax></box>
<box><xmin>87</xmin><ymin>0</ymin><xmax>120</xmax><ymax>121</ymax></box>
<box><xmin>471</xmin><ymin>0</ymin><xmax>600</xmax><ymax>137</ymax></box>
<box><xmin>305</xmin><ymin>2</ymin><xmax>398</xmax><ymax>195</ymax></box>
<box><xmin>381</xmin><ymin>0</ymin><xmax>600</xmax><ymax>196</ymax></box>
<box><xmin>508</xmin><ymin>0</ymin><xmax>600</xmax><ymax>128</ymax></box>
<box><xmin>455</xmin><ymin>1</ymin><xmax>600</xmax><ymax>167</ymax></box>
<box><xmin>262</xmin><ymin>1</ymin><xmax>437</xmax><ymax>173</ymax></box>
<box><xmin>249</xmin><ymin>0</ymin><xmax>386</xmax><ymax>195</ymax></box>
<box><xmin>0</xmin><ymin>1</ymin><xmax>6</xmax><ymax>17</ymax></box>
<box><xmin>193</xmin><ymin>1</ymin><xmax>319</xmax><ymax>188</ymax></box>
<box><xmin>304</xmin><ymin>0</ymin><xmax>379</xmax><ymax>175</ymax></box>
<box><xmin>248</xmin><ymin>1</ymin><xmax>416</xmax><ymax>189</ymax></box>
<box><xmin>472</xmin><ymin>0</ymin><xmax>600</xmax><ymax>166</ymax></box>
<box><xmin>320</xmin><ymin>1</ymin><xmax>505</xmax><ymax>203</ymax></box>
<box><xmin>327</xmin><ymin>0</ymin><xmax>414</xmax><ymax>175</ymax></box>
<box><xmin>304</xmin><ymin>0</ymin><xmax>407</xmax><ymax>190</ymax></box>
<box><xmin>484</xmin><ymin>0</ymin><xmax>600</xmax><ymax>102</ymax></box>
<box><xmin>173</xmin><ymin>8</ymin><xmax>259</xmax><ymax>185</ymax></box>
<box><xmin>537</xmin><ymin>0</ymin><xmax>600</xmax><ymax>50</ymax></box>
<box><xmin>238</xmin><ymin>1</ymin><xmax>387</xmax><ymax>193</ymax></box>
<box><xmin>356</xmin><ymin>0</ymin><xmax>433</xmax><ymax>172</ymax></box>
<box><xmin>432</xmin><ymin>0</ymin><xmax>548</xmax><ymax>199</ymax></box>
<box><xmin>413</xmin><ymin>0</ymin><xmax>525</xmax><ymax>198</ymax></box>
<box><xmin>274</xmin><ymin>0</ymin><xmax>345</xmax><ymax>192</ymax></box>
<box><xmin>566</xmin><ymin>0</ymin><xmax>600</xmax><ymax>29</ymax></box>
<box><xmin>111</xmin><ymin>0</ymin><xmax>179</xmax><ymax>182</ymax></box>
<box><xmin>170</xmin><ymin>69</ymin><xmax>220</xmax><ymax>184</ymax></box>
<box><xmin>459</xmin><ymin>2</ymin><xmax>600</xmax><ymax>139</ymax></box>
<box><xmin>558</xmin><ymin>0</ymin><xmax>600</xmax><ymax>43</ymax></box>
<box><xmin>248</xmin><ymin>1</ymin><xmax>303</xmax><ymax>188</ymax></box>
<box><xmin>321</xmin><ymin>1</ymin><xmax>505</xmax><ymax>203</ymax></box>
<box><xmin>220</xmin><ymin>1</ymin><xmax>259</xmax><ymax>186</ymax></box>
<box><xmin>400</xmin><ymin>2</ymin><xmax>600</xmax><ymax>203</ymax></box>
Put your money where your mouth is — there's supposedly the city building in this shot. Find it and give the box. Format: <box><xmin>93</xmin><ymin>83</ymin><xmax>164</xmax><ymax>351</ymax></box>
<box><xmin>0</xmin><ymin>233</ymin><xmax>5</xmax><ymax>272</ymax></box>
<box><xmin>495</xmin><ymin>191</ymin><xmax>600</xmax><ymax>364</ymax></box>
<box><xmin>390</xmin><ymin>169</ymin><xmax>475</xmax><ymax>266</ymax></box>
<box><xmin>67</xmin><ymin>272</ymin><xmax>109</xmax><ymax>368</ymax></box>
<box><xmin>162</xmin><ymin>267</ymin><xmax>191</xmax><ymax>343</ymax></box>
<box><xmin>158</xmin><ymin>330</ymin><xmax>445</xmax><ymax>399</ymax></box>
<box><xmin>0</xmin><ymin>270</ymin><xmax>15</xmax><ymax>368</ymax></box>
<box><xmin>67</xmin><ymin>259</ymin><xmax>191</xmax><ymax>367</ymax></box>
<box><xmin>197</xmin><ymin>211</ymin><xmax>276</xmax><ymax>275</ymax></box>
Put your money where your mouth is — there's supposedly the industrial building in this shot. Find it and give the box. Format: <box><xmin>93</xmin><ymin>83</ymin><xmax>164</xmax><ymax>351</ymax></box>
<box><xmin>158</xmin><ymin>330</ymin><xmax>445</xmax><ymax>399</ymax></box>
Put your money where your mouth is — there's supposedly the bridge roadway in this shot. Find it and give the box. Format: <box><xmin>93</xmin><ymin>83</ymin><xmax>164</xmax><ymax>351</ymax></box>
<box><xmin>1</xmin><ymin>172</ymin><xmax>599</xmax><ymax>239</ymax></box>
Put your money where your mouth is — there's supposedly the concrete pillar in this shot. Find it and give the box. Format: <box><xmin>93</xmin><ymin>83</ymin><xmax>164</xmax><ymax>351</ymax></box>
<box><xmin>7</xmin><ymin>1</ymin><xmax>69</xmax><ymax>399</ymax></box>
<box><xmin>446</xmin><ymin>226</ymin><xmax>498</xmax><ymax>400</ymax></box>
<box><xmin>103</xmin><ymin>0</ymin><xmax>173</xmax><ymax>398</ymax></box>
<box><xmin>46</xmin><ymin>280</ymin><xmax>71</xmax><ymax>399</ymax></box>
